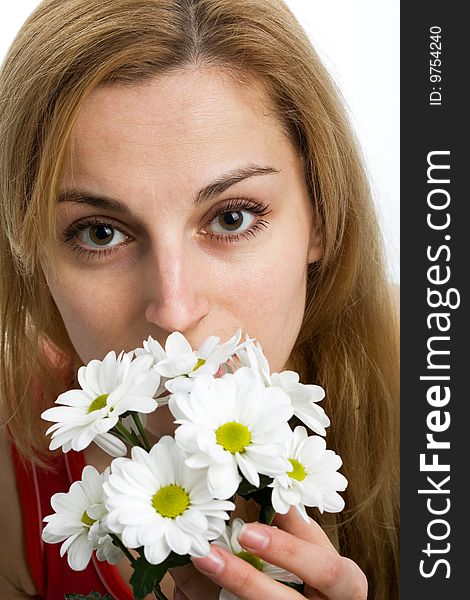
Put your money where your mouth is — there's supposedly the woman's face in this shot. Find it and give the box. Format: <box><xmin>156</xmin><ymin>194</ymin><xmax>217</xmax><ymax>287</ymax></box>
<box><xmin>44</xmin><ymin>68</ymin><xmax>321</xmax><ymax>372</ymax></box>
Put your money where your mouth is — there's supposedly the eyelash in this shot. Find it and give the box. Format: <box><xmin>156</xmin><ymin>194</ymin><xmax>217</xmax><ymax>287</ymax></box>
<box><xmin>203</xmin><ymin>198</ymin><xmax>271</xmax><ymax>244</ymax></box>
<box><xmin>61</xmin><ymin>198</ymin><xmax>272</xmax><ymax>261</ymax></box>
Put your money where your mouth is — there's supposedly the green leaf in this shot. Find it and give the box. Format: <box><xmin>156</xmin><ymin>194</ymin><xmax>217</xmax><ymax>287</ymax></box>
<box><xmin>130</xmin><ymin>557</ymin><xmax>168</xmax><ymax>600</ymax></box>
<box><xmin>163</xmin><ymin>553</ymin><xmax>192</xmax><ymax>570</ymax></box>
<box><xmin>130</xmin><ymin>553</ymin><xmax>192</xmax><ymax>600</ymax></box>
<box><xmin>65</xmin><ymin>593</ymin><xmax>113</xmax><ymax>600</ymax></box>
<box><xmin>237</xmin><ymin>474</ymin><xmax>272</xmax><ymax>498</ymax></box>
<box><xmin>259</xmin><ymin>504</ymin><xmax>276</xmax><ymax>525</ymax></box>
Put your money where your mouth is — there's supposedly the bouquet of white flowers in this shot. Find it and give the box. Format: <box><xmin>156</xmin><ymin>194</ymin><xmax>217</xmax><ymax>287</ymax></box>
<box><xmin>41</xmin><ymin>330</ymin><xmax>347</xmax><ymax>600</ymax></box>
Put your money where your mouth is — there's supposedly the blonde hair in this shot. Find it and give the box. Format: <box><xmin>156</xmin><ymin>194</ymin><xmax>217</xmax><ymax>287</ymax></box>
<box><xmin>0</xmin><ymin>1</ymin><xmax>399</xmax><ymax>597</ymax></box>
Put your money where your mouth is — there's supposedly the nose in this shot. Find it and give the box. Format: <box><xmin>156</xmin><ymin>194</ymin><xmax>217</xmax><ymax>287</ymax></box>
<box><xmin>144</xmin><ymin>246</ymin><xmax>210</xmax><ymax>334</ymax></box>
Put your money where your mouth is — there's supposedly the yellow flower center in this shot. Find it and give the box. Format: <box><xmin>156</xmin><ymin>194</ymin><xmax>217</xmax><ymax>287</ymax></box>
<box><xmin>288</xmin><ymin>458</ymin><xmax>307</xmax><ymax>481</ymax></box>
<box><xmin>88</xmin><ymin>393</ymin><xmax>109</xmax><ymax>413</ymax></box>
<box><xmin>152</xmin><ymin>484</ymin><xmax>190</xmax><ymax>518</ymax></box>
<box><xmin>237</xmin><ymin>551</ymin><xmax>264</xmax><ymax>571</ymax></box>
<box><xmin>81</xmin><ymin>510</ymin><xmax>97</xmax><ymax>527</ymax></box>
<box><xmin>193</xmin><ymin>358</ymin><xmax>206</xmax><ymax>371</ymax></box>
<box><xmin>215</xmin><ymin>422</ymin><xmax>251</xmax><ymax>454</ymax></box>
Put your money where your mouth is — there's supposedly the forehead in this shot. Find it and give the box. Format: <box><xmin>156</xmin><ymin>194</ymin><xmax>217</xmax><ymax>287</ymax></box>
<box><xmin>64</xmin><ymin>67</ymin><xmax>297</xmax><ymax>190</ymax></box>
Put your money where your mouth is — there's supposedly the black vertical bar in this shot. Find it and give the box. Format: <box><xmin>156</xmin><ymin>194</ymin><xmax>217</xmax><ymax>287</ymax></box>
<box><xmin>401</xmin><ymin>2</ymin><xmax>466</xmax><ymax>598</ymax></box>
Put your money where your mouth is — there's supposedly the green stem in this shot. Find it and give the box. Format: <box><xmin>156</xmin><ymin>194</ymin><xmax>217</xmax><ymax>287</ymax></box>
<box><xmin>153</xmin><ymin>585</ymin><xmax>169</xmax><ymax>600</ymax></box>
<box><xmin>113</xmin><ymin>421</ymin><xmax>137</xmax><ymax>447</ymax></box>
<box><xmin>131</xmin><ymin>413</ymin><xmax>152</xmax><ymax>451</ymax></box>
<box><xmin>111</xmin><ymin>429</ymin><xmax>132</xmax><ymax>447</ymax></box>
<box><xmin>109</xmin><ymin>533</ymin><xmax>136</xmax><ymax>567</ymax></box>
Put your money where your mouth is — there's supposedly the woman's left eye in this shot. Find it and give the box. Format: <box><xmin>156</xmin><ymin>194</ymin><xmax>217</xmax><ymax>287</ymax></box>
<box><xmin>207</xmin><ymin>209</ymin><xmax>256</xmax><ymax>234</ymax></box>
<box><xmin>203</xmin><ymin>199</ymin><xmax>271</xmax><ymax>242</ymax></box>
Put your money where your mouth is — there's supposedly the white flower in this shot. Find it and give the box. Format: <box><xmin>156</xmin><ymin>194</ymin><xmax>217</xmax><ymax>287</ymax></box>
<box><xmin>134</xmin><ymin>336</ymin><xmax>169</xmax><ymax>400</ymax></box>
<box><xmin>103</xmin><ymin>437</ymin><xmax>234</xmax><ymax>565</ymax></box>
<box><xmin>237</xmin><ymin>340</ymin><xmax>330</xmax><ymax>436</ymax></box>
<box><xmin>42</xmin><ymin>466</ymin><xmax>114</xmax><ymax>571</ymax></box>
<box><xmin>157</xmin><ymin>329</ymin><xmax>248</xmax><ymax>394</ymax></box>
<box><xmin>170</xmin><ymin>368</ymin><xmax>293</xmax><ymax>499</ymax></box>
<box><xmin>214</xmin><ymin>518</ymin><xmax>302</xmax><ymax>600</ymax></box>
<box><xmin>235</xmin><ymin>338</ymin><xmax>271</xmax><ymax>386</ymax></box>
<box><xmin>270</xmin><ymin>426</ymin><xmax>348</xmax><ymax>520</ymax></box>
<box><xmin>95</xmin><ymin>531</ymin><xmax>125</xmax><ymax>565</ymax></box>
<box><xmin>41</xmin><ymin>350</ymin><xmax>160</xmax><ymax>456</ymax></box>
<box><xmin>135</xmin><ymin>335</ymin><xmax>167</xmax><ymax>363</ymax></box>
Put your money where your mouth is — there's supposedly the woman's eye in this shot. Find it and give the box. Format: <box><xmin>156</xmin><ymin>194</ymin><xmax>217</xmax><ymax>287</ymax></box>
<box><xmin>78</xmin><ymin>224</ymin><xmax>127</xmax><ymax>248</ymax></box>
<box><xmin>62</xmin><ymin>218</ymin><xmax>132</xmax><ymax>260</ymax></box>
<box><xmin>207</xmin><ymin>210</ymin><xmax>256</xmax><ymax>234</ymax></box>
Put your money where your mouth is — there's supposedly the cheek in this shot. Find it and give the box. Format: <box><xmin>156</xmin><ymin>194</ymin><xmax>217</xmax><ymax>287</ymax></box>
<box><xmin>217</xmin><ymin>249</ymin><xmax>308</xmax><ymax>372</ymax></box>
<box><xmin>46</xmin><ymin>274</ymin><xmax>135</xmax><ymax>363</ymax></box>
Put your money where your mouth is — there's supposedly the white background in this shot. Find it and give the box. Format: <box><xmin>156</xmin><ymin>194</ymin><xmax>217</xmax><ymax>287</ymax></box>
<box><xmin>0</xmin><ymin>1</ymin><xmax>399</xmax><ymax>282</ymax></box>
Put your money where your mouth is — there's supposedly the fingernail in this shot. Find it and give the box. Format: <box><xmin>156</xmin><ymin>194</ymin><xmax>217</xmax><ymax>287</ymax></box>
<box><xmin>238</xmin><ymin>523</ymin><xmax>270</xmax><ymax>551</ymax></box>
<box><xmin>191</xmin><ymin>547</ymin><xmax>225</xmax><ymax>575</ymax></box>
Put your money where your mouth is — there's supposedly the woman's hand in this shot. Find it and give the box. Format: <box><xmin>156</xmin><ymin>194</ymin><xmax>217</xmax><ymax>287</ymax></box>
<box><xmin>171</xmin><ymin>507</ymin><xmax>367</xmax><ymax>600</ymax></box>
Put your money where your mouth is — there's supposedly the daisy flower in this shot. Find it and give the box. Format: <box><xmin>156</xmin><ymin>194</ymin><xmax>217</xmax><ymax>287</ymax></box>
<box><xmin>214</xmin><ymin>518</ymin><xmax>302</xmax><ymax>600</ymax></box>
<box><xmin>41</xmin><ymin>466</ymin><xmax>120</xmax><ymax>571</ymax></box>
<box><xmin>103</xmin><ymin>437</ymin><xmax>235</xmax><ymax>565</ymax></box>
<box><xmin>170</xmin><ymin>368</ymin><xmax>293</xmax><ymax>499</ymax></box>
<box><xmin>41</xmin><ymin>350</ymin><xmax>160</xmax><ymax>456</ymax></box>
<box><xmin>95</xmin><ymin>530</ymin><xmax>125</xmax><ymax>565</ymax></box>
<box><xmin>134</xmin><ymin>335</ymin><xmax>168</xmax><ymax>400</ymax></box>
<box><xmin>237</xmin><ymin>340</ymin><xmax>330</xmax><ymax>436</ymax></box>
<box><xmin>156</xmin><ymin>329</ymin><xmax>248</xmax><ymax>394</ymax></box>
<box><xmin>270</xmin><ymin>426</ymin><xmax>348</xmax><ymax>521</ymax></box>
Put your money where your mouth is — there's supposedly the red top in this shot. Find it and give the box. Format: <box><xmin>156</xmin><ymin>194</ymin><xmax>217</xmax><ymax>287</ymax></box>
<box><xmin>11</xmin><ymin>444</ymin><xmax>134</xmax><ymax>600</ymax></box>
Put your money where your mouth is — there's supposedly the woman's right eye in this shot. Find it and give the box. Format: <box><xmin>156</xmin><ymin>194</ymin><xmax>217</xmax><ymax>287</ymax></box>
<box><xmin>79</xmin><ymin>224</ymin><xmax>126</xmax><ymax>248</ymax></box>
<box><xmin>62</xmin><ymin>218</ymin><xmax>132</xmax><ymax>260</ymax></box>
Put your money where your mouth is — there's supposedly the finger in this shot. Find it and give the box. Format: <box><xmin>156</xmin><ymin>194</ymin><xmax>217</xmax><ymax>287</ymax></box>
<box><xmin>238</xmin><ymin>523</ymin><xmax>367</xmax><ymax>600</ymax></box>
<box><xmin>170</xmin><ymin>563</ymin><xmax>220</xmax><ymax>600</ymax></box>
<box><xmin>192</xmin><ymin>545</ymin><xmax>300</xmax><ymax>600</ymax></box>
<box><xmin>273</xmin><ymin>507</ymin><xmax>336</xmax><ymax>551</ymax></box>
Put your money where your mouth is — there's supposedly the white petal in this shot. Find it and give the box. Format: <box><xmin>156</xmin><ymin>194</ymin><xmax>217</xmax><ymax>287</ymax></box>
<box><xmin>271</xmin><ymin>486</ymin><xmax>291</xmax><ymax>514</ymax></box>
<box><xmin>140</xmin><ymin>520</ymin><xmax>168</xmax><ymax>546</ymax></box>
<box><xmin>174</xmin><ymin>424</ymin><xmax>205</xmax><ymax>454</ymax></box>
<box><xmin>185</xmin><ymin>451</ymin><xmax>212</xmax><ymax>469</ymax></box>
<box><xmin>177</xmin><ymin>509</ymin><xmax>208</xmax><ymax>535</ymax></box>
<box><xmin>115</xmin><ymin>396</ymin><xmax>158</xmax><ymax>415</ymax></box>
<box><xmin>165</xmin><ymin>332</ymin><xmax>193</xmax><ymax>356</ymax></box>
<box><xmin>262</xmin><ymin>562</ymin><xmax>302</xmax><ymax>584</ymax></box>
<box><xmin>189</xmin><ymin>535</ymin><xmax>211</xmax><ymax>558</ymax></box>
<box><xmin>80</xmin><ymin>466</ymin><xmax>103</xmax><ymax>503</ymax></box>
<box><xmin>236</xmin><ymin>453</ymin><xmax>259</xmax><ymax>487</ymax></box>
<box><xmin>64</xmin><ymin>532</ymin><xmax>94</xmax><ymax>571</ymax></box>
<box><xmin>157</xmin><ymin>354</ymin><xmax>197</xmax><ymax>377</ymax></box>
<box><xmin>41</xmin><ymin>405</ymin><xmax>86</xmax><ymax>423</ymax></box>
<box><xmin>207</xmin><ymin>461</ymin><xmax>240</xmax><ymax>499</ymax></box>
<box><xmin>165</xmin><ymin>377</ymin><xmax>195</xmax><ymax>394</ymax></box>
<box><xmin>294</xmin><ymin>405</ymin><xmax>330</xmax><ymax>436</ymax></box>
<box><xmin>54</xmin><ymin>390</ymin><xmax>92</xmax><ymax>408</ymax></box>
<box><xmin>144</xmin><ymin>536</ymin><xmax>171</xmax><ymax>565</ymax></box>
<box><xmin>322</xmin><ymin>492</ymin><xmax>346</xmax><ymax>513</ymax></box>
<box><xmin>197</xmin><ymin>336</ymin><xmax>221</xmax><ymax>360</ymax></box>
<box><xmin>94</xmin><ymin>433</ymin><xmax>128</xmax><ymax>457</ymax></box>
<box><xmin>166</xmin><ymin>524</ymin><xmax>192</xmax><ymax>555</ymax></box>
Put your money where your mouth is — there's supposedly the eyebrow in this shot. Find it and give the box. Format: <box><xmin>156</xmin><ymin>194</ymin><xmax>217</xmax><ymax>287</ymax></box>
<box><xmin>57</xmin><ymin>164</ymin><xmax>280</xmax><ymax>213</ymax></box>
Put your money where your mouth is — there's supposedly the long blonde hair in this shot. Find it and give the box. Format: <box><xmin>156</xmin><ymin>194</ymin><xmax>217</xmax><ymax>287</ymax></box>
<box><xmin>0</xmin><ymin>1</ymin><xmax>399</xmax><ymax>597</ymax></box>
